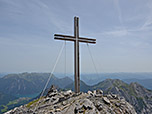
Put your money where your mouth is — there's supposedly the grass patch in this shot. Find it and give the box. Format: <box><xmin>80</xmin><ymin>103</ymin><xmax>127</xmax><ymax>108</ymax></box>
<box><xmin>1</xmin><ymin>105</ymin><xmax>8</xmax><ymax>113</ymax></box>
<box><xmin>26</xmin><ymin>97</ymin><xmax>42</xmax><ymax>108</ymax></box>
<box><xmin>7</xmin><ymin>101</ymin><xmax>18</xmax><ymax>106</ymax></box>
<box><xmin>82</xmin><ymin>106</ymin><xmax>86</xmax><ymax>114</ymax></box>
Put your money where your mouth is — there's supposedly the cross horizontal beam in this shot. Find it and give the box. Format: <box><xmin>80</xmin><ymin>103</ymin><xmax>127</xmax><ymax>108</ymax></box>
<box><xmin>54</xmin><ymin>37</ymin><xmax>96</xmax><ymax>44</ymax></box>
<box><xmin>54</xmin><ymin>34</ymin><xmax>96</xmax><ymax>41</ymax></box>
<box><xmin>54</xmin><ymin>34</ymin><xmax>96</xmax><ymax>44</ymax></box>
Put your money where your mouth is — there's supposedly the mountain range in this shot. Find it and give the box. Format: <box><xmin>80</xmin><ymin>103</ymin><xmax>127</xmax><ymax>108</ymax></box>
<box><xmin>67</xmin><ymin>72</ymin><xmax>152</xmax><ymax>90</ymax></box>
<box><xmin>80</xmin><ymin>72</ymin><xmax>152</xmax><ymax>85</ymax></box>
<box><xmin>1</xmin><ymin>72</ymin><xmax>152</xmax><ymax>113</ymax></box>
<box><xmin>0</xmin><ymin>72</ymin><xmax>73</xmax><ymax>96</ymax></box>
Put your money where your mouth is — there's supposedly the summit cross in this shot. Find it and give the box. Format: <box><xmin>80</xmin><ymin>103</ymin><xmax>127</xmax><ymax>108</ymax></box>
<box><xmin>54</xmin><ymin>17</ymin><xmax>96</xmax><ymax>93</ymax></box>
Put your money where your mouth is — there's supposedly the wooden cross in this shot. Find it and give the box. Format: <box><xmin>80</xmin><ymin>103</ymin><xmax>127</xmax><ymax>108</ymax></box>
<box><xmin>54</xmin><ymin>17</ymin><xmax>96</xmax><ymax>93</ymax></box>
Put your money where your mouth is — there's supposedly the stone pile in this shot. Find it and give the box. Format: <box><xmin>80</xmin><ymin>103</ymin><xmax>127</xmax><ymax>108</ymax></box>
<box><xmin>5</xmin><ymin>86</ymin><xmax>136</xmax><ymax>114</ymax></box>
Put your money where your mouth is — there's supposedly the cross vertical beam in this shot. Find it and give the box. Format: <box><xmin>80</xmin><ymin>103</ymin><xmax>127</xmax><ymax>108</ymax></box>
<box><xmin>74</xmin><ymin>17</ymin><xmax>80</xmax><ymax>93</ymax></box>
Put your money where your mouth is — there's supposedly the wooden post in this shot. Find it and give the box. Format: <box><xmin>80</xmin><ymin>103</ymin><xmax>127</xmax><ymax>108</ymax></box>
<box><xmin>74</xmin><ymin>17</ymin><xmax>80</xmax><ymax>93</ymax></box>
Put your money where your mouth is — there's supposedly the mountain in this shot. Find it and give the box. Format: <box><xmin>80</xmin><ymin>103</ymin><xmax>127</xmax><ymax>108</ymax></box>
<box><xmin>65</xmin><ymin>79</ymin><xmax>152</xmax><ymax>114</ymax></box>
<box><xmin>0</xmin><ymin>72</ymin><xmax>73</xmax><ymax>97</ymax></box>
<box><xmin>5</xmin><ymin>86</ymin><xmax>136</xmax><ymax>114</ymax></box>
<box><xmin>124</xmin><ymin>78</ymin><xmax>152</xmax><ymax>90</ymax></box>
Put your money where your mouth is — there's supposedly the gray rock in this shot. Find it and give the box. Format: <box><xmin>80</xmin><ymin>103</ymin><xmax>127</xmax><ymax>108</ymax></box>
<box><xmin>95</xmin><ymin>101</ymin><xmax>103</xmax><ymax>111</ymax></box>
<box><xmin>87</xmin><ymin>91</ymin><xmax>93</xmax><ymax>95</ymax></box>
<box><xmin>107</xmin><ymin>94</ymin><xmax>113</xmax><ymax>99</ymax></box>
<box><xmin>115</xmin><ymin>102</ymin><xmax>120</xmax><ymax>107</ymax></box>
<box><xmin>96</xmin><ymin>89</ymin><xmax>103</xmax><ymax>95</ymax></box>
<box><xmin>63</xmin><ymin>90</ymin><xmax>72</xmax><ymax>97</ymax></box>
<box><xmin>103</xmin><ymin>97</ymin><xmax>110</xmax><ymax>104</ymax></box>
<box><xmin>45</xmin><ymin>97</ymin><xmax>51</xmax><ymax>102</ymax></box>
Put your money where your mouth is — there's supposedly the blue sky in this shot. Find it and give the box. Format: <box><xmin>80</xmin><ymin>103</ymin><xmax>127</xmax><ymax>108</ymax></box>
<box><xmin>0</xmin><ymin>0</ymin><xmax>152</xmax><ymax>73</ymax></box>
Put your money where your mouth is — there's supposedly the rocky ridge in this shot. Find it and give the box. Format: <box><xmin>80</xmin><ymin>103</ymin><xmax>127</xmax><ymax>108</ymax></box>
<box><xmin>5</xmin><ymin>85</ymin><xmax>136</xmax><ymax>114</ymax></box>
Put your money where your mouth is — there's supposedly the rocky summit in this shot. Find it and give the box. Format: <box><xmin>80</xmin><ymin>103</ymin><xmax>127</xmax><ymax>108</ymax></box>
<box><xmin>5</xmin><ymin>86</ymin><xmax>136</xmax><ymax>114</ymax></box>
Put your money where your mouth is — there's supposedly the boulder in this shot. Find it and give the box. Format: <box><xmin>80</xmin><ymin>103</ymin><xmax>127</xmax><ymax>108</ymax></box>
<box><xmin>63</xmin><ymin>90</ymin><xmax>72</xmax><ymax>97</ymax></box>
<box><xmin>96</xmin><ymin>89</ymin><xmax>103</xmax><ymax>95</ymax></box>
<box><xmin>103</xmin><ymin>97</ymin><xmax>110</xmax><ymax>104</ymax></box>
<box><xmin>87</xmin><ymin>91</ymin><xmax>93</xmax><ymax>96</ymax></box>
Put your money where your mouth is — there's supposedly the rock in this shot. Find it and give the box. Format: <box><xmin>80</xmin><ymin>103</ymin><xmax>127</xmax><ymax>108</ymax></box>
<box><xmin>120</xmin><ymin>99</ymin><xmax>126</xmax><ymax>105</ymax></box>
<box><xmin>51</xmin><ymin>97</ymin><xmax>59</xmax><ymax>104</ymax></box>
<box><xmin>103</xmin><ymin>97</ymin><xmax>110</xmax><ymax>104</ymax></box>
<box><xmin>74</xmin><ymin>99</ymin><xmax>96</xmax><ymax>114</ymax></box>
<box><xmin>93</xmin><ymin>90</ymin><xmax>96</xmax><ymax>94</ymax></box>
<box><xmin>111</xmin><ymin>94</ymin><xmax>118</xmax><ymax>99</ymax></box>
<box><xmin>45</xmin><ymin>97</ymin><xmax>51</xmax><ymax>102</ymax></box>
<box><xmin>82</xmin><ymin>99</ymin><xmax>93</xmax><ymax>110</ymax></box>
<box><xmin>47</xmin><ymin>85</ymin><xmax>57</xmax><ymax>95</ymax></box>
<box><xmin>48</xmin><ymin>92</ymin><xmax>58</xmax><ymax>98</ymax></box>
<box><xmin>55</xmin><ymin>108</ymin><xmax>61</xmax><ymax>112</ymax></box>
<box><xmin>58</xmin><ymin>96</ymin><xmax>66</xmax><ymax>102</ymax></box>
<box><xmin>63</xmin><ymin>90</ymin><xmax>72</xmax><ymax>97</ymax></box>
<box><xmin>87</xmin><ymin>91</ymin><xmax>93</xmax><ymax>96</ymax></box>
<box><xmin>96</xmin><ymin>89</ymin><xmax>103</xmax><ymax>95</ymax></box>
<box><xmin>93</xmin><ymin>89</ymin><xmax>103</xmax><ymax>97</ymax></box>
<box><xmin>95</xmin><ymin>101</ymin><xmax>103</xmax><ymax>111</ymax></box>
<box><xmin>115</xmin><ymin>102</ymin><xmax>121</xmax><ymax>107</ymax></box>
<box><xmin>53</xmin><ymin>105</ymin><xmax>59</xmax><ymax>109</ymax></box>
<box><xmin>107</xmin><ymin>94</ymin><xmax>113</xmax><ymax>99</ymax></box>
<box><xmin>62</xmin><ymin>101</ymin><xmax>66</xmax><ymax>106</ymax></box>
